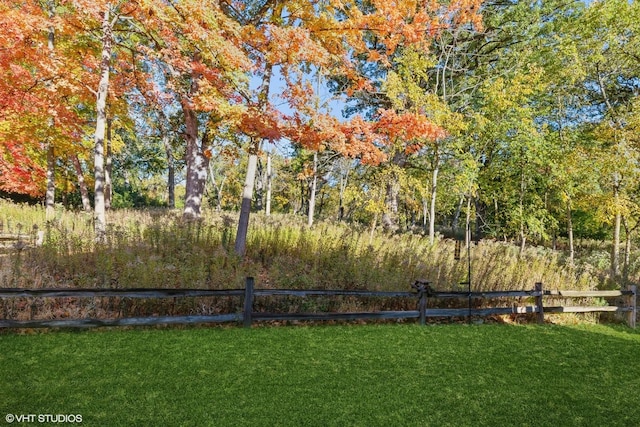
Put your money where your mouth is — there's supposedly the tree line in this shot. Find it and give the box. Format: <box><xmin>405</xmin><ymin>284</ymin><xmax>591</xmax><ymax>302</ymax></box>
<box><xmin>1</xmin><ymin>0</ymin><xmax>639</xmax><ymax>281</ymax></box>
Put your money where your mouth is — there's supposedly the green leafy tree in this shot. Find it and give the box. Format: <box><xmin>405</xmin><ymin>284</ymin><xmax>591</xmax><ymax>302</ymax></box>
<box><xmin>572</xmin><ymin>0</ymin><xmax>640</xmax><ymax>281</ymax></box>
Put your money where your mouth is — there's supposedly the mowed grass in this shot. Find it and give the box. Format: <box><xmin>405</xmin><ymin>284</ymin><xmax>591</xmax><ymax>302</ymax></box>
<box><xmin>2</xmin><ymin>324</ymin><xmax>640</xmax><ymax>426</ymax></box>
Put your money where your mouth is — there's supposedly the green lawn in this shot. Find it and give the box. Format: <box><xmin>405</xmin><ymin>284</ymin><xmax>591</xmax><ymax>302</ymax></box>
<box><xmin>1</xmin><ymin>324</ymin><xmax>639</xmax><ymax>426</ymax></box>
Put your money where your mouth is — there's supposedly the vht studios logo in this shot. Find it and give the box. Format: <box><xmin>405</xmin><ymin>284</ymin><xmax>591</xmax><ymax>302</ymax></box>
<box><xmin>5</xmin><ymin>414</ymin><xmax>83</xmax><ymax>423</ymax></box>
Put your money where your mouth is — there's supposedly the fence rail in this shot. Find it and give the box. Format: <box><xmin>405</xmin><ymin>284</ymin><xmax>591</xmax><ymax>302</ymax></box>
<box><xmin>0</xmin><ymin>231</ymin><xmax>42</xmax><ymax>249</ymax></box>
<box><xmin>0</xmin><ymin>278</ymin><xmax>636</xmax><ymax>329</ymax></box>
<box><xmin>0</xmin><ymin>288</ymin><xmax>245</xmax><ymax>298</ymax></box>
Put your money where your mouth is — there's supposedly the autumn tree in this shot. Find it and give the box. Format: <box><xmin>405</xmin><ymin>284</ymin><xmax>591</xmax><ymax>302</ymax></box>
<box><xmin>134</xmin><ymin>0</ymin><xmax>250</xmax><ymax>223</ymax></box>
<box><xmin>323</xmin><ymin>0</ymin><xmax>482</xmax><ymax>238</ymax></box>
<box><xmin>0</xmin><ymin>0</ymin><xmax>86</xmax><ymax>204</ymax></box>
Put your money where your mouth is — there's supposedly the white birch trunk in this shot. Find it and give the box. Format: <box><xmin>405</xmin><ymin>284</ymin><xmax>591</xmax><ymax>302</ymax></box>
<box><xmin>182</xmin><ymin>107</ymin><xmax>208</xmax><ymax>220</ymax></box>
<box><xmin>338</xmin><ymin>163</ymin><xmax>349</xmax><ymax>221</ymax></box>
<box><xmin>105</xmin><ymin>118</ymin><xmax>112</xmax><ymax>211</ymax></box>
<box><xmin>93</xmin><ymin>5</ymin><xmax>113</xmax><ymax>243</ymax></box>
<box><xmin>567</xmin><ymin>199</ymin><xmax>574</xmax><ymax>264</ymax></box>
<box><xmin>307</xmin><ymin>152</ymin><xmax>317</xmax><ymax>227</ymax></box>
<box><xmin>611</xmin><ymin>181</ymin><xmax>621</xmax><ymax>281</ymax></box>
<box><xmin>45</xmin><ymin>145</ymin><xmax>55</xmax><ymax>219</ymax></box>
<box><xmin>265</xmin><ymin>152</ymin><xmax>272</xmax><ymax>216</ymax></box>
<box><xmin>45</xmin><ymin>6</ymin><xmax>55</xmax><ymax>220</ymax></box>
<box><xmin>623</xmin><ymin>217</ymin><xmax>631</xmax><ymax>285</ymax></box>
<box><xmin>235</xmin><ymin>152</ymin><xmax>258</xmax><ymax>256</ymax></box>
<box><xmin>71</xmin><ymin>155</ymin><xmax>91</xmax><ymax>212</ymax></box>
<box><xmin>429</xmin><ymin>166</ymin><xmax>439</xmax><ymax>245</ymax></box>
<box><xmin>234</xmin><ymin>55</ymin><xmax>273</xmax><ymax>251</ymax></box>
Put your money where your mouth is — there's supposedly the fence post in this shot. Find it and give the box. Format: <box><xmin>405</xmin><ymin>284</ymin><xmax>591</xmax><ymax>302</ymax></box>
<box><xmin>243</xmin><ymin>277</ymin><xmax>255</xmax><ymax>328</ymax></box>
<box><xmin>627</xmin><ymin>285</ymin><xmax>637</xmax><ymax>329</ymax></box>
<box><xmin>419</xmin><ymin>286</ymin><xmax>427</xmax><ymax>326</ymax></box>
<box><xmin>412</xmin><ymin>280</ymin><xmax>428</xmax><ymax>326</ymax></box>
<box><xmin>535</xmin><ymin>282</ymin><xmax>544</xmax><ymax>325</ymax></box>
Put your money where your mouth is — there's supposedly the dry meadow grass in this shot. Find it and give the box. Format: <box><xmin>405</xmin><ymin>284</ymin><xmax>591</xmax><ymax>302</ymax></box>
<box><xmin>0</xmin><ymin>201</ymin><xmax>619</xmax><ymax>325</ymax></box>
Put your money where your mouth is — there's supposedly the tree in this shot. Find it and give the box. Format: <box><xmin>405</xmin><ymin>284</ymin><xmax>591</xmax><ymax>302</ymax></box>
<box><xmin>326</xmin><ymin>0</ymin><xmax>483</xmax><ymax>237</ymax></box>
<box><xmin>91</xmin><ymin>3</ymin><xmax>115</xmax><ymax>242</ymax></box>
<box><xmin>573</xmin><ymin>0</ymin><xmax>640</xmax><ymax>281</ymax></box>
<box><xmin>145</xmin><ymin>0</ymin><xmax>250</xmax><ymax>221</ymax></box>
<box><xmin>0</xmin><ymin>0</ymin><xmax>86</xmax><ymax>202</ymax></box>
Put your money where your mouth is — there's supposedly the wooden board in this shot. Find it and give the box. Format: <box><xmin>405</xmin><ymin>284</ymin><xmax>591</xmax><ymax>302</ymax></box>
<box><xmin>253</xmin><ymin>311</ymin><xmax>420</xmax><ymax>322</ymax></box>
<box><xmin>0</xmin><ymin>288</ymin><xmax>245</xmax><ymax>298</ymax></box>
<box><xmin>0</xmin><ymin>314</ymin><xmax>240</xmax><ymax>329</ymax></box>
<box><xmin>543</xmin><ymin>290</ymin><xmax>631</xmax><ymax>297</ymax></box>
<box><xmin>253</xmin><ymin>289</ymin><xmax>415</xmax><ymax>298</ymax></box>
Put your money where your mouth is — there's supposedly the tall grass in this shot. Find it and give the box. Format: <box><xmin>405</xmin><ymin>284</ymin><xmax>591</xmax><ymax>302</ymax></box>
<box><xmin>0</xmin><ymin>200</ymin><xmax>622</xmax><ymax>323</ymax></box>
<box><xmin>0</xmin><ymin>200</ymin><xmax>606</xmax><ymax>292</ymax></box>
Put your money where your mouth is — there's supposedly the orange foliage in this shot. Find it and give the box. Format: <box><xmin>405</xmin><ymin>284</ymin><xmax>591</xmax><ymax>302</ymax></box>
<box><xmin>285</xmin><ymin>113</ymin><xmax>346</xmax><ymax>152</ymax></box>
<box><xmin>0</xmin><ymin>0</ymin><xmax>91</xmax><ymax>196</ymax></box>
<box><xmin>239</xmin><ymin>106</ymin><xmax>284</xmax><ymax>142</ymax></box>
<box><xmin>375</xmin><ymin>109</ymin><xmax>447</xmax><ymax>145</ymax></box>
<box><xmin>0</xmin><ymin>0</ymin><xmax>484</xmax><ymax>196</ymax></box>
<box><xmin>0</xmin><ymin>140</ymin><xmax>46</xmax><ymax>196</ymax></box>
<box><xmin>339</xmin><ymin>116</ymin><xmax>387</xmax><ymax>165</ymax></box>
<box><xmin>265</xmin><ymin>0</ymin><xmax>478</xmax><ymax>163</ymax></box>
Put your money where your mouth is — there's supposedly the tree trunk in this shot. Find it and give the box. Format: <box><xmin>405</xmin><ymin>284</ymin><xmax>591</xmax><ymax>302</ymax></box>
<box><xmin>474</xmin><ymin>197</ymin><xmax>486</xmax><ymax>241</ymax></box>
<box><xmin>105</xmin><ymin>118</ymin><xmax>113</xmax><ymax>210</ymax></box>
<box><xmin>93</xmin><ymin>6</ymin><xmax>113</xmax><ymax>243</ymax></box>
<box><xmin>369</xmin><ymin>212</ymin><xmax>378</xmax><ymax>244</ymax></box>
<box><xmin>493</xmin><ymin>197</ymin><xmax>500</xmax><ymax>239</ymax></box>
<box><xmin>451</xmin><ymin>195</ymin><xmax>464</xmax><ymax>235</ymax></box>
<box><xmin>337</xmin><ymin>159</ymin><xmax>350</xmax><ymax>221</ymax></box>
<box><xmin>45</xmin><ymin>5</ymin><xmax>56</xmax><ymax>220</ymax></box>
<box><xmin>465</xmin><ymin>196</ymin><xmax>472</xmax><ymax>248</ymax></box>
<box><xmin>611</xmin><ymin>183</ymin><xmax>621</xmax><ymax>282</ymax></box>
<box><xmin>217</xmin><ymin>178</ymin><xmax>225</xmax><ymax>211</ymax></box>
<box><xmin>163</xmin><ymin>134</ymin><xmax>175</xmax><ymax>208</ymax></box>
<box><xmin>182</xmin><ymin>107</ymin><xmax>209</xmax><ymax>220</ymax></box>
<box><xmin>45</xmin><ymin>144</ymin><xmax>55</xmax><ymax>219</ymax></box>
<box><xmin>308</xmin><ymin>152</ymin><xmax>318</xmax><ymax>227</ymax></box>
<box><xmin>381</xmin><ymin>175</ymin><xmax>399</xmax><ymax>232</ymax></box>
<box><xmin>265</xmin><ymin>152</ymin><xmax>272</xmax><ymax>216</ymax></box>
<box><xmin>567</xmin><ymin>199</ymin><xmax>574</xmax><ymax>264</ymax></box>
<box><xmin>71</xmin><ymin>155</ymin><xmax>91</xmax><ymax>212</ymax></box>
<box><xmin>519</xmin><ymin>164</ymin><xmax>526</xmax><ymax>255</ymax></box>
<box><xmin>612</xmin><ymin>211</ymin><xmax>622</xmax><ymax>280</ymax></box>
<box><xmin>235</xmin><ymin>152</ymin><xmax>258</xmax><ymax>256</ymax></box>
<box><xmin>422</xmin><ymin>198</ymin><xmax>428</xmax><ymax>232</ymax></box>
<box><xmin>208</xmin><ymin>162</ymin><xmax>226</xmax><ymax>212</ymax></box>
<box><xmin>317</xmin><ymin>187</ymin><xmax>326</xmax><ymax>218</ymax></box>
<box><xmin>623</xmin><ymin>217</ymin><xmax>631</xmax><ymax>285</ymax></box>
<box><xmin>234</xmin><ymin>53</ymin><xmax>274</xmax><ymax>247</ymax></box>
<box><xmin>255</xmin><ymin>158</ymin><xmax>264</xmax><ymax>211</ymax></box>
<box><xmin>338</xmin><ymin>179</ymin><xmax>346</xmax><ymax>221</ymax></box>
<box><xmin>428</xmin><ymin>165</ymin><xmax>438</xmax><ymax>244</ymax></box>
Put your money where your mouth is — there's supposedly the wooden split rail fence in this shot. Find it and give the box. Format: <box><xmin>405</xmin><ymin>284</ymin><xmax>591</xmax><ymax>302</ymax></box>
<box><xmin>0</xmin><ymin>278</ymin><xmax>636</xmax><ymax>329</ymax></box>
